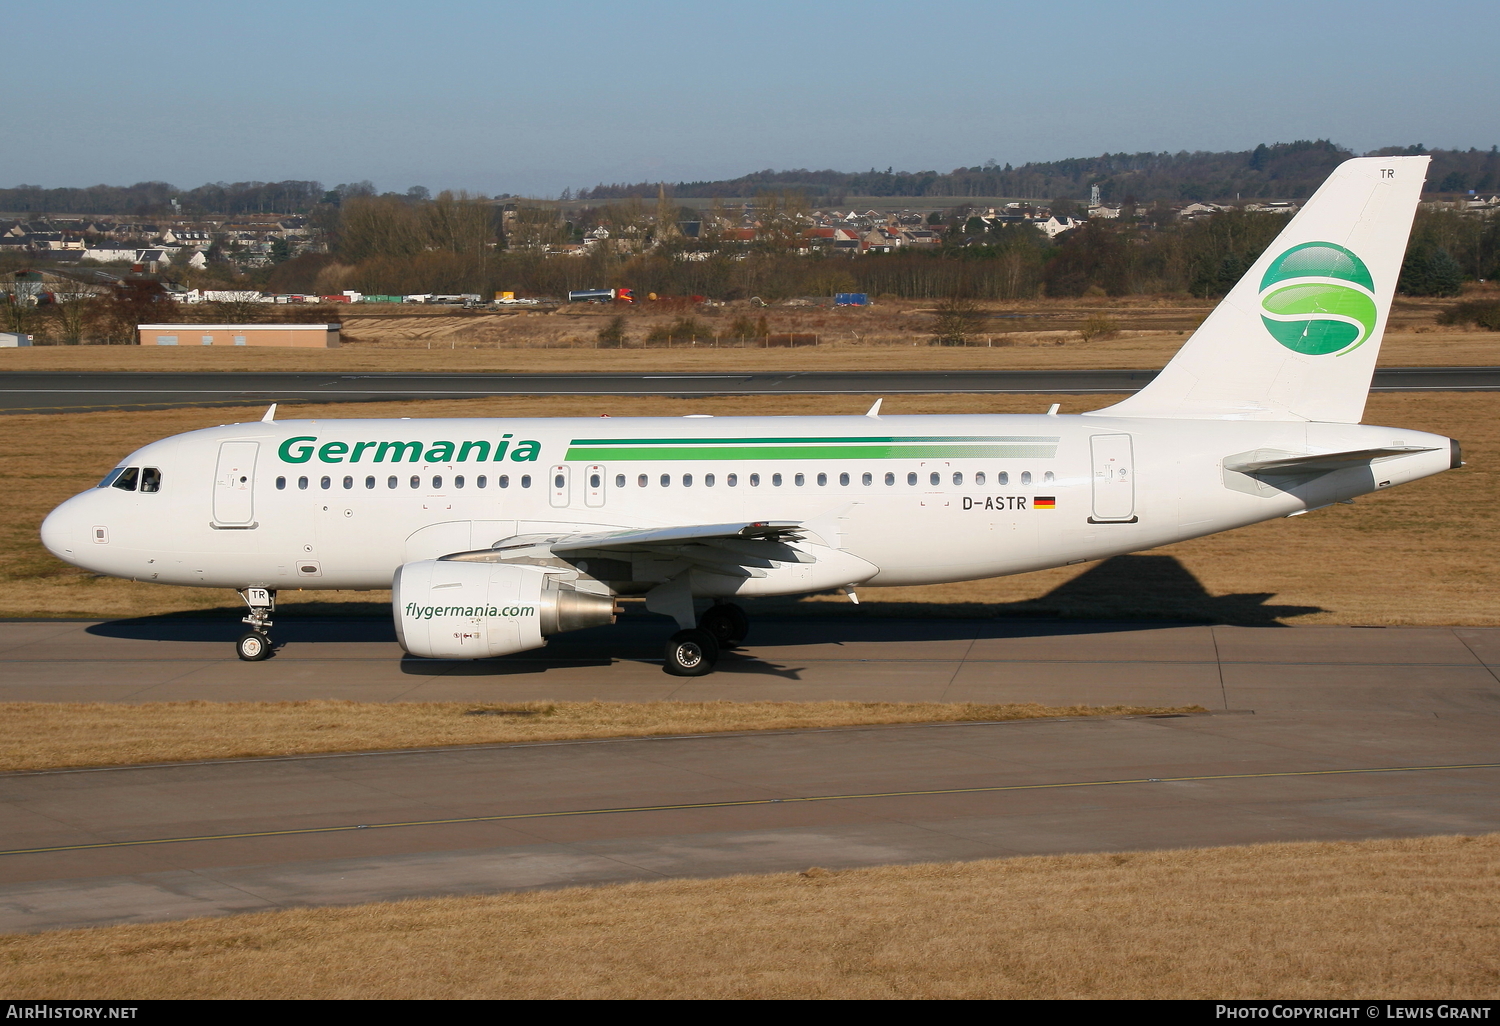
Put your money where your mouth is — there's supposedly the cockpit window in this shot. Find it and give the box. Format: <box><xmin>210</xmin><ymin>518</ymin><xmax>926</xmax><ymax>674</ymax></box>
<box><xmin>140</xmin><ymin>468</ymin><xmax>161</xmax><ymax>493</ymax></box>
<box><xmin>110</xmin><ymin>467</ymin><xmax>140</xmax><ymax>492</ymax></box>
<box><xmin>98</xmin><ymin>467</ymin><xmax>128</xmax><ymax>488</ymax></box>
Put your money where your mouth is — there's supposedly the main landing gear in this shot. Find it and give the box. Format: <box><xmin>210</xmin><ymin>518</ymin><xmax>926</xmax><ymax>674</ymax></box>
<box><xmin>237</xmin><ymin>587</ymin><xmax>275</xmax><ymax>661</ymax></box>
<box><xmin>662</xmin><ymin>602</ymin><xmax>749</xmax><ymax>677</ymax></box>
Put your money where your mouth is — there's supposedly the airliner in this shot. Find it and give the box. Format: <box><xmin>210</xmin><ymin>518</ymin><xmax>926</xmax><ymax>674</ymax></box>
<box><xmin>41</xmin><ymin>156</ymin><xmax>1458</xmax><ymax>675</ymax></box>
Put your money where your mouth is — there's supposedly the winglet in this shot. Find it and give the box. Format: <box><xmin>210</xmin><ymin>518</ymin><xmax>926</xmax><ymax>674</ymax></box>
<box><xmin>261</xmin><ymin>403</ymin><xmax>277</xmax><ymax>423</ymax></box>
<box><xmin>865</xmin><ymin>398</ymin><xmax>883</xmax><ymax>418</ymax></box>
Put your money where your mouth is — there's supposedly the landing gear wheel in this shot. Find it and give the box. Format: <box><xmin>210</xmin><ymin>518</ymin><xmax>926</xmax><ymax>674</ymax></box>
<box><xmin>699</xmin><ymin>603</ymin><xmax>749</xmax><ymax>648</ymax></box>
<box><xmin>237</xmin><ymin>631</ymin><xmax>272</xmax><ymax>661</ymax></box>
<box><xmin>663</xmin><ymin>628</ymin><xmax>720</xmax><ymax>676</ymax></box>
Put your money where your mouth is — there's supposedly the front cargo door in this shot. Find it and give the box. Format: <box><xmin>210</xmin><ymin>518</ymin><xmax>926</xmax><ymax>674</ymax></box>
<box><xmin>1089</xmin><ymin>434</ymin><xmax>1135</xmax><ymax>522</ymax></box>
<box><xmin>213</xmin><ymin>441</ymin><xmax>258</xmax><ymax>525</ymax></box>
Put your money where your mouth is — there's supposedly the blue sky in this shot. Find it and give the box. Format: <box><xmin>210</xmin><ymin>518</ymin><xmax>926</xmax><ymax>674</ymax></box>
<box><xmin>10</xmin><ymin>0</ymin><xmax>1498</xmax><ymax>197</ymax></box>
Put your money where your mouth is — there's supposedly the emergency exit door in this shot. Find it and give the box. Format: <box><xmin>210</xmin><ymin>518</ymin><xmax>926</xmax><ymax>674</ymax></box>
<box><xmin>1089</xmin><ymin>434</ymin><xmax>1136</xmax><ymax>522</ymax></box>
<box><xmin>213</xmin><ymin>441</ymin><xmax>259</xmax><ymax>525</ymax></box>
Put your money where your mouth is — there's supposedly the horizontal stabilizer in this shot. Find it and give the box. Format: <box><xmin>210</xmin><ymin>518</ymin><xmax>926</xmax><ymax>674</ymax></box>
<box><xmin>1224</xmin><ymin>446</ymin><xmax>1437</xmax><ymax>475</ymax></box>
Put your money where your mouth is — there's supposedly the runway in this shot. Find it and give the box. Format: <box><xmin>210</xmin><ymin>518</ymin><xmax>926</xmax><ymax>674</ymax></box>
<box><xmin>2</xmin><ymin>366</ymin><xmax>1499</xmax><ymax>413</ymax></box>
<box><xmin>2</xmin><ymin>617</ymin><xmax>1499</xmax><ymax>932</ymax></box>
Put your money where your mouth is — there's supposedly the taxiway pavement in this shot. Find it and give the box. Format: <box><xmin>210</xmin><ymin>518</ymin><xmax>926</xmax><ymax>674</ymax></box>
<box><xmin>1</xmin><ymin>617</ymin><xmax>1498</xmax><ymax>933</ymax></box>
<box><xmin>2</xmin><ymin>367</ymin><xmax>1498</xmax><ymax>413</ymax></box>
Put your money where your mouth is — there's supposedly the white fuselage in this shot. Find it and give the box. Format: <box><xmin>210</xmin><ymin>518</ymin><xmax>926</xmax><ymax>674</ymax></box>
<box><xmin>40</xmin><ymin>411</ymin><xmax>1455</xmax><ymax>597</ymax></box>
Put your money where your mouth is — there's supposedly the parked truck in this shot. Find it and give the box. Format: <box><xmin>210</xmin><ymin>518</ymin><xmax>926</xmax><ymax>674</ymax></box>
<box><xmin>567</xmin><ymin>288</ymin><xmax>633</xmax><ymax>303</ymax></box>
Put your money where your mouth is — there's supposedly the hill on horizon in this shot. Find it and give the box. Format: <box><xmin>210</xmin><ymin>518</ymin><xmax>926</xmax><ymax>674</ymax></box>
<box><xmin>581</xmin><ymin>140</ymin><xmax>1500</xmax><ymax>205</ymax></box>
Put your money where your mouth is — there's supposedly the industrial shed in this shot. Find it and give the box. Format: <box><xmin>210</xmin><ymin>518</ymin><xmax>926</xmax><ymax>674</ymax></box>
<box><xmin>138</xmin><ymin>324</ymin><xmax>340</xmax><ymax>348</ymax></box>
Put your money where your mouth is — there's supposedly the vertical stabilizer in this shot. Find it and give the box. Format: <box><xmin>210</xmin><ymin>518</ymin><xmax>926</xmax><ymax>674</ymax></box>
<box><xmin>1093</xmin><ymin>155</ymin><xmax>1428</xmax><ymax>423</ymax></box>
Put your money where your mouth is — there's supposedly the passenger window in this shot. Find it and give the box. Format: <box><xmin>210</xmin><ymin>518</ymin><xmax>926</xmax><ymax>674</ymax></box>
<box><xmin>140</xmin><ymin>468</ymin><xmax>161</xmax><ymax>492</ymax></box>
<box><xmin>907</xmin><ymin>472</ymin><xmax>917</xmax><ymax>486</ymax></box>
<box><xmin>455</xmin><ymin>476</ymin><xmax>465</xmax><ymax>489</ymax></box>
<box><xmin>976</xmin><ymin>471</ymin><xmax>986</xmax><ymax>485</ymax></box>
<box><xmin>637</xmin><ymin>474</ymin><xmax>647</xmax><ymax>487</ymax></box>
<box><xmin>885</xmin><ymin>472</ymin><xmax>895</xmax><ymax>486</ymax></box>
<box><xmin>521</xmin><ymin>475</ymin><xmax>532</xmax><ymax>488</ymax></box>
<box><xmin>727</xmin><ymin>473</ymin><xmax>737</xmax><ymax>487</ymax></box>
<box><xmin>343</xmin><ymin>475</ymin><xmax>353</xmax><ymax>489</ymax></box>
<box><xmin>704</xmin><ymin>473</ymin><xmax>714</xmax><ymax>487</ymax></box>
<box><xmin>388</xmin><ymin>476</ymin><xmax>398</xmax><ymax>489</ymax></box>
<box><xmin>794</xmin><ymin>473</ymin><xmax>805</xmax><ymax>486</ymax></box>
<box><xmin>499</xmin><ymin>475</ymin><xmax>510</xmax><ymax>488</ymax></box>
<box><xmin>410</xmin><ymin>476</ymin><xmax>420</xmax><ymax>489</ymax></box>
<box><xmin>840</xmin><ymin>472</ymin><xmax>851</xmax><ymax>486</ymax></box>
<box><xmin>276</xmin><ymin>476</ymin><xmax>287</xmax><ymax>490</ymax></box>
<box><xmin>477</xmin><ymin>475</ymin><xmax>487</xmax><ymax>488</ymax></box>
<box><xmin>298</xmin><ymin>476</ymin><xmax>309</xmax><ymax>490</ymax></box>
<box><xmin>750</xmin><ymin>473</ymin><xmax>760</xmax><ymax>487</ymax></box>
<box><xmin>660</xmin><ymin>474</ymin><xmax>670</xmax><ymax>487</ymax></box>
<box><xmin>366</xmin><ymin>476</ymin><xmax>375</xmax><ymax>489</ymax></box>
<box><xmin>929</xmin><ymin>472</ymin><xmax>940</xmax><ymax>486</ymax></box>
<box><xmin>319</xmin><ymin>476</ymin><xmax>330</xmax><ymax>489</ymax></box>
<box><xmin>999</xmin><ymin>471</ymin><xmax>1009</xmax><ymax>485</ymax></box>
<box><xmin>816</xmin><ymin>473</ymin><xmax>826</xmax><ymax>486</ymax></box>
<box><xmin>952</xmin><ymin>472</ymin><xmax>963</xmax><ymax>486</ymax></box>
<box><xmin>615</xmin><ymin>474</ymin><xmax>625</xmax><ymax>488</ymax></box>
<box><xmin>683</xmin><ymin>474</ymin><xmax>693</xmax><ymax>487</ymax></box>
<box><xmin>772</xmin><ymin>473</ymin><xmax>782</xmax><ymax>486</ymax></box>
<box><xmin>1021</xmin><ymin>471</ymin><xmax>1032</xmax><ymax>485</ymax></box>
<box><xmin>111</xmin><ymin>467</ymin><xmax>140</xmax><ymax>492</ymax></box>
<box><xmin>862</xmin><ymin>472</ymin><xmax>872</xmax><ymax>486</ymax></box>
<box><xmin>553</xmin><ymin>473</ymin><xmax>563</xmax><ymax>489</ymax></box>
<box><xmin>1044</xmin><ymin>471</ymin><xmax>1055</xmax><ymax>483</ymax></box>
<box><xmin>433</xmin><ymin>476</ymin><xmax>444</xmax><ymax>490</ymax></box>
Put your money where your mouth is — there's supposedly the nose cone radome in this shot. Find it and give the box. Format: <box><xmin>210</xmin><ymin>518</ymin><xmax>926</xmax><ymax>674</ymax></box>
<box><xmin>41</xmin><ymin>493</ymin><xmax>96</xmax><ymax>567</ymax></box>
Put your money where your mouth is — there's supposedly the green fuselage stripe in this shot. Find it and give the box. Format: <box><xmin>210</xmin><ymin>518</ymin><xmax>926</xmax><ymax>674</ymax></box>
<box><xmin>564</xmin><ymin>444</ymin><xmax>1059</xmax><ymax>462</ymax></box>
<box><xmin>568</xmin><ymin>435</ymin><xmax>1059</xmax><ymax>447</ymax></box>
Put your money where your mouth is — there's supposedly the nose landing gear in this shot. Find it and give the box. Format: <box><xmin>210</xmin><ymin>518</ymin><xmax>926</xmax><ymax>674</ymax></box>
<box><xmin>237</xmin><ymin>587</ymin><xmax>275</xmax><ymax>661</ymax></box>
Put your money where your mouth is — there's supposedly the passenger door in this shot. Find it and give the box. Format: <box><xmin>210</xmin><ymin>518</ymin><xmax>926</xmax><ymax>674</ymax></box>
<box><xmin>1089</xmin><ymin>434</ymin><xmax>1136</xmax><ymax>522</ymax></box>
<box><xmin>213</xmin><ymin>441</ymin><xmax>258</xmax><ymax>525</ymax></box>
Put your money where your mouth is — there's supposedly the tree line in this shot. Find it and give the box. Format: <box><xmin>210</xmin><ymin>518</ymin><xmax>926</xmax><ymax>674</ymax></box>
<box><xmin>254</xmin><ymin>200</ymin><xmax>1494</xmax><ymax>303</ymax></box>
<box><xmin>583</xmin><ymin>141</ymin><xmax>1500</xmax><ymax>204</ymax></box>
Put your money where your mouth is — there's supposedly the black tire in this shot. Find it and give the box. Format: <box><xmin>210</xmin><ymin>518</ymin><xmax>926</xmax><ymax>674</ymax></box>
<box><xmin>237</xmin><ymin>631</ymin><xmax>272</xmax><ymax>661</ymax></box>
<box><xmin>699</xmin><ymin>604</ymin><xmax>749</xmax><ymax>648</ymax></box>
<box><xmin>663</xmin><ymin>628</ymin><xmax>719</xmax><ymax>676</ymax></box>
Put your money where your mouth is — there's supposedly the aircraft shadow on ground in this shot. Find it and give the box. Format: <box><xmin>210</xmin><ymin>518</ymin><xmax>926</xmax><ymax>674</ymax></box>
<box><xmin>83</xmin><ymin>555</ymin><xmax>1321</xmax><ymax>679</ymax></box>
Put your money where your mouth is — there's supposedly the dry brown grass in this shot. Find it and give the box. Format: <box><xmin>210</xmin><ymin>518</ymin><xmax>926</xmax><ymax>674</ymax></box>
<box><xmin>0</xmin><ymin>700</ymin><xmax>1198</xmax><ymax>772</ymax></box>
<box><xmin>3</xmin><ymin>833</ymin><xmax>1496</xmax><ymax>998</ymax></box>
<box><xmin>2</xmin><ymin>284</ymin><xmax>1493</xmax><ymax>374</ymax></box>
<box><xmin>2</xmin><ymin>390</ymin><xmax>1496</xmax><ymax>625</ymax></box>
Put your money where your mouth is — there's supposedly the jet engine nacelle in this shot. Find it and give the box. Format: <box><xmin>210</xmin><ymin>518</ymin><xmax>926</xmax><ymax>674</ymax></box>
<box><xmin>392</xmin><ymin>559</ymin><xmax>615</xmax><ymax>660</ymax></box>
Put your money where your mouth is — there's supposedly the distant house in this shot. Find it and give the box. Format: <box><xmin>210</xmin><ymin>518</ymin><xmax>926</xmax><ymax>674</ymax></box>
<box><xmin>160</xmin><ymin>229</ymin><xmax>211</xmax><ymax>247</ymax></box>
<box><xmin>82</xmin><ymin>245</ymin><xmax>137</xmax><ymax>263</ymax></box>
<box><xmin>1035</xmin><ymin>215</ymin><xmax>1084</xmax><ymax>238</ymax></box>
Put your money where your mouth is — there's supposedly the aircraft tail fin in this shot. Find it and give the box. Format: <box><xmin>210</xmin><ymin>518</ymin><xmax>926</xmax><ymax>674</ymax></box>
<box><xmin>1093</xmin><ymin>155</ymin><xmax>1429</xmax><ymax>423</ymax></box>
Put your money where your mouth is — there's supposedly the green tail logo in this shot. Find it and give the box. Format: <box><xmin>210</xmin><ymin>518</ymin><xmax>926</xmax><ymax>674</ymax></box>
<box><xmin>1259</xmin><ymin>242</ymin><xmax>1377</xmax><ymax>356</ymax></box>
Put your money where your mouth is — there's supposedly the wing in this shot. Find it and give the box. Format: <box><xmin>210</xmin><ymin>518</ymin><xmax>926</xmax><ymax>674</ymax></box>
<box><xmin>444</xmin><ymin>521</ymin><xmax>815</xmax><ymax>579</ymax></box>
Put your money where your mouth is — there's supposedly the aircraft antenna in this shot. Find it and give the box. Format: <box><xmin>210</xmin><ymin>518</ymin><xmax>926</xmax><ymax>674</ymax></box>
<box><xmin>261</xmin><ymin>404</ymin><xmax>277</xmax><ymax>423</ymax></box>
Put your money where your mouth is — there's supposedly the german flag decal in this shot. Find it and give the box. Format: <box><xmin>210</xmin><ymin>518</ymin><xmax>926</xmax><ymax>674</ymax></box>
<box><xmin>1033</xmin><ymin>496</ymin><xmax>1056</xmax><ymax>509</ymax></box>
